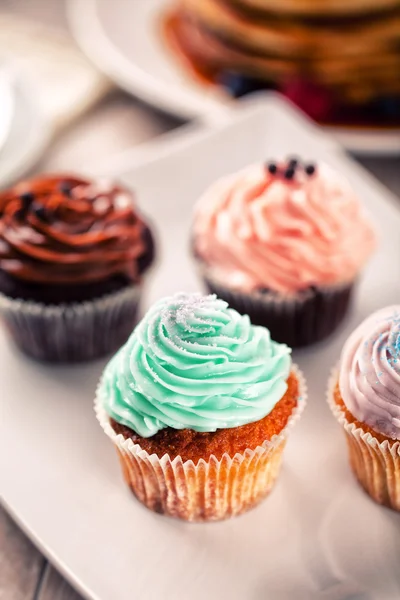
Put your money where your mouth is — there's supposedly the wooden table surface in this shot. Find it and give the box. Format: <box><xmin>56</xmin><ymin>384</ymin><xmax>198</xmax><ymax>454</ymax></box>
<box><xmin>0</xmin><ymin>1</ymin><xmax>399</xmax><ymax>599</ymax></box>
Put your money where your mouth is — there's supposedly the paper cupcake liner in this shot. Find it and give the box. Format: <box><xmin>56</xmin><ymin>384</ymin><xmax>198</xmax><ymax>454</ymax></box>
<box><xmin>327</xmin><ymin>368</ymin><xmax>400</xmax><ymax>511</ymax></box>
<box><xmin>0</xmin><ymin>284</ymin><xmax>142</xmax><ymax>363</ymax></box>
<box><xmin>95</xmin><ymin>364</ymin><xmax>307</xmax><ymax>522</ymax></box>
<box><xmin>198</xmin><ymin>262</ymin><xmax>354</xmax><ymax>348</ymax></box>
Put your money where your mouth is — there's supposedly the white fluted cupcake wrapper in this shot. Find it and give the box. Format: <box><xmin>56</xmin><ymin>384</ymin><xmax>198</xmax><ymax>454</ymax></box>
<box><xmin>0</xmin><ymin>284</ymin><xmax>142</xmax><ymax>363</ymax></box>
<box><xmin>327</xmin><ymin>367</ymin><xmax>400</xmax><ymax>510</ymax></box>
<box><xmin>95</xmin><ymin>364</ymin><xmax>307</xmax><ymax>522</ymax></box>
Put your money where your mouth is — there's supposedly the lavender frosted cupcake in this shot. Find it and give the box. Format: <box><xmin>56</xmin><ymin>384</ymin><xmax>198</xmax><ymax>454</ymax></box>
<box><xmin>192</xmin><ymin>159</ymin><xmax>376</xmax><ymax>347</ymax></box>
<box><xmin>0</xmin><ymin>175</ymin><xmax>155</xmax><ymax>362</ymax></box>
<box><xmin>328</xmin><ymin>306</ymin><xmax>400</xmax><ymax>510</ymax></box>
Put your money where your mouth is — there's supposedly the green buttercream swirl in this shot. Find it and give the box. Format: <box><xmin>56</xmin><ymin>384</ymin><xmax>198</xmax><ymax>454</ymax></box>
<box><xmin>101</xmin><ymin>293</ymin><xmax>292</xmax><ymax>437</ymax></box>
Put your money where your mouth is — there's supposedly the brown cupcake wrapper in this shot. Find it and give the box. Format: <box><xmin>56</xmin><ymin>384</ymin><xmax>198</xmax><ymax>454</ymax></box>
<box><xmin>327</xmin><ymin>367</ymin><xmax>400</xmax><ymax>511</ymax></box>
<box><xmin>0</xmin><ymin>284</ymin><xmax>142</xmax><ymax>363</ymax></box>
<box><xmin>197</xmin><ymin>262</ymin><xmax>354</xmax><ymax>348</ymax></box>
<box><xmin>95</xmin><ymin>364</ymin><xmax>307</xmax><ymax>522</ymax></box>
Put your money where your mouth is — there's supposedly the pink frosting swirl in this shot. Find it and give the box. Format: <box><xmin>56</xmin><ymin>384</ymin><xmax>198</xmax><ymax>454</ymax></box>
<box><xmin>193</xmin><ymin>162</ymin><xmax>376</xmax><ymax>293</ymax></box>
<box><xmin>340</xmin><ymin>306</ymin><xmax>400</xmax><ymax>440</ymax></box>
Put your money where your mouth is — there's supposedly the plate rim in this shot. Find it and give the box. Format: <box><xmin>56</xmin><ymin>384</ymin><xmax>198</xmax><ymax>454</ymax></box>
<box><xmin>67</xmin><ymin>0</ymin><xmax>216</xmax><ymax>120</ymax></box>
<box><xmin>1</xmin><ymin>498</ymin><xmax>95</xmax><ymax>600</ymax></box>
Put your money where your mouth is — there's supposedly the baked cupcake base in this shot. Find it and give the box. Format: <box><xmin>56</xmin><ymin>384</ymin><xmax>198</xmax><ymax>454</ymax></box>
<box><xmin>202</xmin><ymin>269</ymin><xmax>353</xmax><ymax>348</ymax></box>
<box><xmin>0</xmin><ymin>284</ymin><xmax>142</xmax><ymax>363</ymax></box>
<box><xmin>95</xmin><ymin>365</ymin><xmax>306</xmax><ymax>522</ymax></box>
<box><xmin>328</xmin><ymin>369</ymin><xmax>400</xmax><ymax>511</ymax></box>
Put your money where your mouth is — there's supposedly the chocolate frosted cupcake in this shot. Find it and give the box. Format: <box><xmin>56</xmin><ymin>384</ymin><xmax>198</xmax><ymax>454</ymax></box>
<box><xmin>192</xmin><ymin>159</ymin><xmax>376</xmax><ymax>347</ymax></box>
<box><xmin>0</xmin><ymin>175</ymin><xmax>155</xmax><ymax>362</ymax></box>
<box><xmin>328</xmin><ymin>306</ymin><xmax>400</xmax><ymax>510</ymax></box>
<box><xmin>96</xmin><ymin>292</ymin><xmax>306</xmax><ymax>521</ymax></box>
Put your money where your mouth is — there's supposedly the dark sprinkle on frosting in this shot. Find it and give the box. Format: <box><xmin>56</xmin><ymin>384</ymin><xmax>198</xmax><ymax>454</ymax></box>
<box><xmin>19</xmin><ymin>192</ymin><xmax>35</xmax><ymax>207</ymax></box>
<box><xmin>267</xmin><ymin>162</ymin><xmax>278</xmax><ymax>175</ymax></box>
<box><xmin>33</xmin><ymin>204</ymin><xmax>50</xmax><ymax>222</ymax></box>
<box><xmin>59</xmin><ymin>181</ymin><xmax>73</xmax><ymax>197</ymax></box>
<box><xmin>266</xmin><ymin>159</ymin><xmax>317</xmax><ymax>180</ymax></box>
<box><xmin>14</xmin><ymin>208</ymin><xmax>26</xmax><ymax>220</ymax></box>
<box><xmin>284</xmin><ymin>167</ymin><xmax>295</xmax><ymax>180</ymax></box>
<box><xmin>305</xmin><ymin>164</ymin><xmax>316</xmax><ymax>176</ymax></box>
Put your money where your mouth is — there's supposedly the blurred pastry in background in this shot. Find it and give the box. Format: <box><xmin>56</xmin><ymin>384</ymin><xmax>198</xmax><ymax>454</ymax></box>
<box><xmin>163</xmin><ymin>0</ymin><xmax>400</xmax><ymax>126</ymax></box>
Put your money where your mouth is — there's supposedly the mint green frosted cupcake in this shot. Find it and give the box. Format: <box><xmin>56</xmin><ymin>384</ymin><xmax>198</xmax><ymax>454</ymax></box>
<box><xmin>95</xmin><ymin>293</ymin><xmax>306</xmax><ymax>521</ymax></box>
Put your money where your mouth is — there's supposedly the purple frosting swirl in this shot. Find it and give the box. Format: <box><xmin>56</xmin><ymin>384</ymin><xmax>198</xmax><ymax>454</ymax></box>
<box><xmin>340</xmin><ymin>306</ymin><xmax>400</xmax><ymax>439</ymax></box>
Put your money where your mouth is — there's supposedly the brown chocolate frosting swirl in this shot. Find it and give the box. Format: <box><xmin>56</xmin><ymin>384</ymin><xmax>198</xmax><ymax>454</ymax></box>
<box><xmin>0</xmin><ymin>175</ymin><xmax>153</xmax><ymax>287</ymax></box>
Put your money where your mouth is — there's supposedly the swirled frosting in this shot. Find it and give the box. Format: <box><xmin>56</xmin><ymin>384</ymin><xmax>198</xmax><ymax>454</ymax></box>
<box><xmin>193</xmin><ymin>161</ymin><xmax>376</xmax><ymax>293</ymax></box>
<box><xmin>340</xmin><ymin>306</ymin><xmax>400</xmax><ymax>439</ymax></box>
<box><xmin>101</xmin><ymin>292</ymin><xmax>292</xmax><ymax>437</ymax></box>
<box><xmin>0</xmin><ymin>175</ymin><xmax>153</xmax><ymax>285</ymax></box>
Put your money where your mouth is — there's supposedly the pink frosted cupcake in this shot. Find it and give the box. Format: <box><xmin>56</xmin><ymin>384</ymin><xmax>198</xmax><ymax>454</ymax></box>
<box><xmin>328</xmin><ymin>306</ymin><xmax>400</xmax><ymax>510</ymax></box>
<box><xmin>192</xmin><ymin>158</ymin><xmax>376</xmax><ymax>347</ymax></box>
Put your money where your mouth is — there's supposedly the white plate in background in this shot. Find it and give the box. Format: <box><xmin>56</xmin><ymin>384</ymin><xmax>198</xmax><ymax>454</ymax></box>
<box><xmin>0</xmin><ymin>13</ymin><xmax>111</xmax><ymax>188</ymax></box>
<box><xmin>2</xmin><ymin>95</ymin><xmax>400</xmax><ymax>600</ymax></box>
<box><xmin>0</xmin><ymin>67</ymin><xmax>14</xmax><ymax>153</ymax></box>
<box><xmin>0</xmin><ymin>13</ymin><xmax>110</xmax><ymax>132</ymax></box>
<box><xmin>0</xmin><ymin>74</ymin><xmax>50</xmax><ymax>189</ymax></box>
<box><xmin>68</xmin><ymin>0</ymin><xmax>400</xmax><ymax>156</ymax></box>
